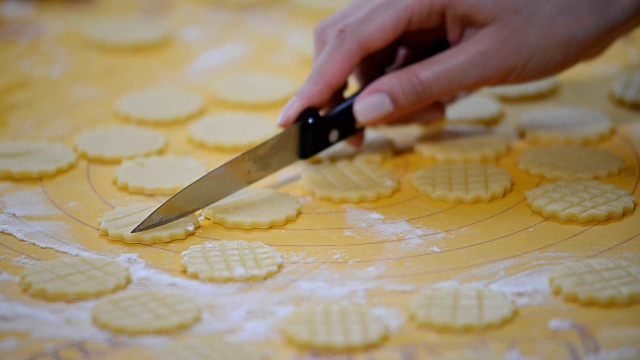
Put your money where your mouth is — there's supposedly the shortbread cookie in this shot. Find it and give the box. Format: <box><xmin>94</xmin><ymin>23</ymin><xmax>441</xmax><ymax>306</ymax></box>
<box><xmin>301</xmin><ymin>160</ymin><xmax>399</xmax><ymax>203</ymax></box>
<box><xmin>0</xmin><ymin>141</ymin><xmax>77</xmax><ymax>179</ymax></box>
<box><xmin>519</xmin><ymin>107</ymin><xmax>613</xmax><ymax>144</ymax></box>
<box><xmin>549</xmin><ymin>259</ymin><xmax>640</xmax><ymax>305</ymax></box>
<box><xmin>518</xmin><ymin>145</ymin><xmax>623</xmax><ymax>180</ymax></box>
<box><xmin>412</xmin><ymin>163</ymin><xmax>512</xmax><ymax>203</ymax></box>
<box><xmin>210</xmin><ymin>71</ymin><xmax>298</xmax><ymax>106</ymax></box>
<box><xmin>409</xmin><ymin>286</ymin><xmax>517</xmax><ymax>330</ymax></box>
<box><xmin>312</xmin><ymin>128</ymin><xmax>394</xmax><ymax>164</ymax></box>
<box><xmin>610</xmin><ymin>70</ymin><xmax>640</xmax><ymax>108</ymax></box>
<box><xmin>414</xmin><ymin>128</ymin><xmax>510</xmax><ymax>162</ymax></box>
<box><xmin>98</xmin><ymin>203</ymin><xmax>200</xmax><ymax>244</ymax></box>
<box><xmin>113</xmin><ymin>155</ymin><xmax>207</xmax><ymax>195</ymax></box>
<box><xmin>525</xmin><ymin>180</ymin><xmax>636</xmax><ymax>223</ymax></box>
<box><xmin>486</xmin><ymin>77</ymin><xmax>558</xmax><ymax>99</ymax></box>
<box><xmin>203</xmin><ymin>188</ymin><xmax>300</xmax><ymax>229</ymax></box>
<box><xmin>149</xmin><ymin>337</ymin><xmax>262</xmax><ymax>360</ymax></box>
<box><xmin>188</xmin><ymin>112</ymin><xmax>278</xmax><ymax>151</ymax></box>
<box><xmin>92</xmin><ymin>290</ymin><xmax>200</xmax><ymax>334</ymax></box>
<box><xmin>281</xmin><ymin>303</ymin><xmax>388</xmax><ymax>351</ymax></box>
<box><xmin>445</xmin><ymin>94</ymin><xmax>503</xmax><ymax>125</ymax></box>
<box><xmin>74</xmin><ymin>125</ymin><xmax>166</xmax><ymax>162</ymax></box>
<box><xmin>82</xmin><ymin>16</ymin><xmax>170</xmax><ymax>48</ymax></box>
<box><xmin>115</xmin><ymin>87</ymin><xmax>204</xmax><ymax>124</ymax></box>
<box><xmin>181</xmin><ymin>240</ymin><xmax>283</xmax><ymax>282</ymax></box>
<box><xmin>20</xmin><ymin>257</ymin><xmax>129</xmax><ymax>301</ymax></box>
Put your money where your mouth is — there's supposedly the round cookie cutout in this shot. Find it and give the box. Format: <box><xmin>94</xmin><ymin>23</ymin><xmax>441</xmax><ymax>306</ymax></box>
<box><xmin>445</xmin><ymin>94</ymin><xmax>503</xmax><ymax>125</ymax></box>
<box><xmin>115</xmin><ymin>87</ymin><xmax>205</xmax><ymax>124</ymax></box>
<box><xmin>188</xmin><ymin>112</ymin><xmax>278</xmax><ymax>151</ymax></box>
<box><xmin>610</xmin><ymin>70</ymin><xmax>640</xmax><ymax>108</ymax></box>
<box><xmin>113</xmin><ymin>155</ymin><xmax>207</xmax><ymax>195</ymax></box>
<box><xmin>82</xmin><ymin>15</ymin><xmax>170</xmax><ymax>48</ymax></box>
<box><xmin>0</xmin><ymin>141</ymin><xmax>78</xmax><ymax>179</ymax></box>
<box><xmin>74</xmin><ymin>125</ymin><xmax>166</xmax><ymax>162</ymax></box>
<box><xmin>149</xmin><ymin>336</ymin><xmax>263</xmax><ymax>360</ymax></box>
<box><xmin>210</xmin><ymin>71</ymin><xmax>298</xmax><ymax>106</ymax></box>
<box><xmin>519</xmin><ymin>106</ymin><xmax>613</xmax><ymax>144</ymax></box>
<box><xmin>92</xmin><ymin>290</ymin><xmax>200</xmax><ymax>334</ymax></box>
<box><xmin>518</xmin><ymin>145</ymin><xmax>623</xmax><ymax>180</ymax></box>
<box><xmin>414</xmin><ymin>128</ymin><xmax>511</xmax><ymax>162</ymax></box>
<box><xmin>549</xmin><ymin>259</ymin><xmax>640</xmax><ymax>306</ymax></box>
<box><xmin>486</xmin><ymin>77</ymin><xmax>558</xmax><ymax>99</ymax></box>
<box><xmin>20</xmin><ymin>257</ymin><xmax>129</xmax><ymax>301</ymax></box>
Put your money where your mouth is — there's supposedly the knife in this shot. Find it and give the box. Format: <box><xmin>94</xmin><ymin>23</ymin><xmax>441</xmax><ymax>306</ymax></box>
<box><xmin>131</xmin><ymin>93</ymin><xmax>361</xmax><ymax>233</ymax></box>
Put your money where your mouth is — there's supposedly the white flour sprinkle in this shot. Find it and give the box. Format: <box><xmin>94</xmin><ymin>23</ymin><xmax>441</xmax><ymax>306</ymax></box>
<box><xmin>1</xmin><ymin>189</ymin><xmax>58</xmax><ymax>217</ymax></box>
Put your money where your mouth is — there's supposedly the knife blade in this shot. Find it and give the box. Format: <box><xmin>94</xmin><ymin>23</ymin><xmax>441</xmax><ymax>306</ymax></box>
<box><xmin>131</xmin><ymin>94</ymin><xmax>361</xmax><ymax>233</ymax></box>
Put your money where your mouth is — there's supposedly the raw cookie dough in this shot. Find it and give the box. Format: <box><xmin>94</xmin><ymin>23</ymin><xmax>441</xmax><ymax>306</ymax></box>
<box><xmin>518</xmin><ymin>145</ymin><xmax>623</xmax><ymax>180</ymax></box>
<box><xmin>82</xmin><ymin>15</ymin><xmax>170</xmax><ymax>48</ymax></box>
<box><xmin>149</xmin><ymin>336</ymin><xmax>262</xmax><ymax>360</ymax></box>
<box><xmin>409</xmin><ymin>285</ymin><xmax>517</xmax><ymax>330</ymax></box>
<box><xmin>0</xmin><ymin>141</ymin><xmax>78</xmax><ymax>179</ymax></box>
<box><xmin>525</xmin><ymin>180</ymin><xmax>637</xmax><ymax>223</ymax></box>
<box><xmin>412</xmin><ymin>163</ymin><xmax>512</xmax><ymax>203</ymax></box>
<box><xmin>281</xmin><ymin>303</ymin><xmax>389</xmax><ymax>351</ymax></box>
<box><xmin>312</xmin><ymin>128</ymin><xmax>394</xmax><ymax>164</ymax></box>
<box><xmin>610</xmin><ymin>70</ymin><xmax>640</xmax><ymax>108</ymax></box>
<box><xmin>113</xmin><ymin>155</ymin><xmax>207</xmax><ymax>195</ymax></box>
<box><xmin>74</xmin><ymin>125</ymin><xmax>166</xmax><ymax>162</ymax></box>
<box><xmin>519</xmin><ymin>106</ymin><xmax>613</xmax><ymax>144</ymax></box>
<box><xmin>445</xmin><ymin>94</ymin><xmax>503</xmax><ymax>125</ymax></box>
<box><xmin>301</xmin><ymin>160</ymin><xmax>400</xmax><ymax>203</ymax></box>
<box><xmin>92</xmin><ymin>290</ymin><xmax>200</xmax><ymax>334</ymax></box>
<box><xmin>188</xmin><ymin>112</ymin><xmax>278</xmax><ymax>151</ymax></box>
<box><xmin>20</xmin><ymin>257</ymin><xmax>129</xmax><ymax>301</ymax></box>
<box><xmin>414</xmin><ymin>127</ymin><xmax>510</xmax><ymax>162</ymax></box>
<box><xmin>486</xmin><ymin>77</ymin><xmax>558</xmax><ymax>99</ymax></box>
<box><xmin>98</xmin><ymin>203</ymin><xmax>200</xmax><ymax>244</ymax></box>
<box><xmin>209</xmin><ymin>71</ymin><xmax>298</xmax><ymax>106</ymax></box>
<box><xmin>115</xmin><ymin>87</ymin><xmax>205</xmax><ymax>124</ymax></box>
<box><xmin>549</xmin><ymin>258</ymin><xmax>640</xmax><ymax>305</ymax></box>
<box><xmin>203</xmin><ymin>188</ymin><xmax>300</xmax><ymax>229</ymax></box>
<box><xmin>181</xmin><ymin>240</ymin><xmax>283</xmax><ymax>282</ymax></box>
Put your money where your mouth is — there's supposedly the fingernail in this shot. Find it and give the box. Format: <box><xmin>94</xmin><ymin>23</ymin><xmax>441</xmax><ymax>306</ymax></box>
<box><xmin>354</xmin><ymin>93</ymin><xmax>395</xmax><ymax>124</ymax></box>
<box><xmin>277</xmin><ymin>96</ymin><xmax>298</xmax><ymax>127</ymax></box>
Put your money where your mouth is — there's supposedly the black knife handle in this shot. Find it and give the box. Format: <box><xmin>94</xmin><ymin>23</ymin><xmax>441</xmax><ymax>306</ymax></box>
<box><xmin>298</xmin><ymin>93</ymin><xmax>362</xmax><ymax>159</ymax></box>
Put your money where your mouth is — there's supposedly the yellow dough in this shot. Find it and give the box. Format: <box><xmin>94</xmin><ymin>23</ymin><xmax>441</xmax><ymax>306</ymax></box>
<box><xmin>181</xmin><ymin>240</ymin><xmax>283</xmax><ymax>282</ymax></box>
<box><xmin>445</xmin><ymin>94</ymin><xmax>503</xmax><ymax>125</ymax></box>
<box><xmin>312</xmin><ymin>128</ymin><xmax>394</xmax><ymax>164</ymax></box>
<box><xmin>486</xmin><ymin>77</ymin><xmax>558</xmax><ymax>99</ymax></box>
<box><xmin>518</xmin><ymin>145</ymin><xmax>624</xmax><ymax>180</ymax></box>
<box><xmin>82</xmin><ymin>15</ymin><xmax>170</xmax><ymax>48</ymax></box>
<box><xmin>408</xmin><ymin>285</ymin><xmax>517</xmax><ymax>330</ymax></box>
<box><xmin>98</xmin><ymin>203</ymin><xmax>200</xmax><ymax>244</ymax></box>
<box><xmin>92</xmin><ymin>290</ymin><xmax>200</xmax><ymax>334</ymax></box>
<box><xmin>519</xmin><ymin>106</ymin><xmax>613</xmax><ymax>144</ymax></box>
<box><xmin>188</xmin><ymin>112</ymin><xmax>278</xmax><ymax>151</ymax></box>
<box><xmin>610</xmin><ymin>70</ymin><xmax>640</xmax><ymax>108</ymax></box>
<box><xmin>209</xmin><ymin>71</ymin><xmax>298</xmax><ymax>106</ymax></box>
<box><xmin>148</xmin><ymin>336</ymin><xmax>263</xmax><ymax>360</ymax></box>
<box><xmin>20</xmin><ymin>257</ymin><xmax>129</xmax><ymax>301</ymax></box>
<box><xmin>301</xmin><ymin>160</ymin><xmax>400</xmax><ymax>203</ymax></box>
<box><xmin>115</xmin><ymin>87</ymin><xmax>205</xmax><ymax>124</ymax></box>
<box><xmin>203</xmin><ymin>188</ymin><xmax>300</xmax><ymax>229</ymax></box>
<box><xmin>290</xmin><ymin>0</ymin><xmax>350</xmax><ymax>16</ymax></box>
<box><xmin>549</xmin><ymin>259</ymin><xmax>640</xmax><ymax>305</ymax></box>
<box><xmin>74</xmin><ymin>125</ymin><xmax>166</xmax><ymax>162</ymax></box>
<box><xmin>525</xmin><ymin>180</ymin><xmax>637</xmax><ymax>223</ymax></box>
<box><xmin>0</xmin><ymin>141</ymin><xmax>78</xmax><ymax>179</ymax></box>
<box><xmin>414</xmin><ymin>127</ymin><xmax>511</xmax><ymax>162</ymax></box>
<box><xmin>412</xmin><ymin>163</ymin><xmax>512</xmax><ymax>203</ymax></box>
<box><xmin>113</xmin><ymin>155</ymin><xmax>207</xmax><ymax>195</ymax></box>
<box><xmin>281</xmin><ymin>303</ymin><xmax>389</xmax><ymax>351</ymax></box>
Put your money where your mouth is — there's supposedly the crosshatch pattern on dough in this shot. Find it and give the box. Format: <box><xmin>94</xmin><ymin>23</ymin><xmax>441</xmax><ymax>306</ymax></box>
<box><xmin>74</xmin><ymin>125</ymin><xmax>166</xmax><ymax>162</ymax></box>
<box><xmin>518</xmin><ymin>145</ymin><xmax>624</xmax><ymax>180</ymax></box>
<box><xmin>0</xmin><ymin>141</ymin><xmax>78</xmax><ymax>179</ymax></box>
<box><xmin>414</xmin><ymin>132</ymin><xmax>511</xmax><ymax>162</ymax></box>
<box><xmin>92</xmin><ymin>290</ymin><xmax>201</xmax><ymax>334</ymax></box>
<box><xmin>549</xmin><ymin>259</ymin><xmax>640</xmax><ymax>305</ymax></box>
<box><xmin>525</xmin><ymin>180</ymin><xmax>637</xmax><ymax>223</ymax></box>
<box><xmin>149</xmin><ymin>336</ymin><xmax>263</xmax><ymax>360</ymax></box>
<box><xmin>20</xmin><ymin>257</ymin><xmax>130</xmax><ymax>301</ymax></box>
<box><xmin>115</xmin><ymin>87</ymin><xmax>205</xmax><ymax>123</ymax></box>
<box><xmin>610</xmin><ymin>70</ymin><xmax>640</xmax><ymax>108</ymax></box>
<box><xmin>518</xmin><ymin>107</ymin><xmax>613</xmax><ymax>144</ymax></box>
<box><xmin>113</xmin><ymin>155</ymin><xmax>207</xmax><ymax>195</ymax></box>
<box><xmin>181</xmin><ymin>240</ymin><xmax>283</xmax><ymax>282</ymax></box>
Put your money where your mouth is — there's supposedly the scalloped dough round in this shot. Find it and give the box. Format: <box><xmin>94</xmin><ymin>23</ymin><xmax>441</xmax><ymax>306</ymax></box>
<box><xmin>445</xmin><ymin>94</ymin><xmax>503</xmax><ymax>125</ymax></box>
<box><xmin>115</xmin><ymin>87</ymin><xmax>205</xmax><ymax>124</ymax></box>
<box><xmin>82</xmin><ymin>16</ymin><xmax>170</xmax><ymax>48</ymax></box>
<box><xmin>486</xmin><ymin>77</ymin><xmax>558</xmax><ymax>99</ymax></box>
<box><xmin>210</xmin><ymin>71</ymin><xmax>298</xmax><ymax>106</ymax></box>
<box><xmin>188</xmin><ymin>112</ymin><xmax>278</xmax><ymax>150</ymax></box>
<box><xmin>518</xmin><ymin>145</ymin><xmax>623</xmax><ymax>180</ymax></box>
<box><xmin>74</xmin><ymin>125</ymin><xmax>166</xmax><ymax>162</ymax></box>
<box><xmin>414</xmin><ymin>127</ymin><xmax>510</xmax><ymax>162</ymax></box>
<box><xmin>113</xmin><ymin>155</ymin><xmax>207</xmax><ymax>195</ymax></box>
<box><xmin>0</xmin><ymin>141</ymin><xmax>78</xmax><ymax>179</ymax></box>
<box><xmin>519</xmin><ymin>107</ymin><xmax>613</xmax><ymax>144</ymax></box>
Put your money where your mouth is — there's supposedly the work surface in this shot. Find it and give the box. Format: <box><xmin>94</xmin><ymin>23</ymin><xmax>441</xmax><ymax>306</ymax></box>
<box><xmin>1</xmin><ymin>1</ymin><xmax>639</xmax><ymax>359</ymax></box>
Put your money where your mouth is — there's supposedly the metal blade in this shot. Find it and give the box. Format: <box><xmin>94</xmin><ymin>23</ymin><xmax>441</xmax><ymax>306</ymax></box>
<box><xmin>131</xmin><ymin>123</ymin><xmax>301</xmax><ymax>233</ymax></box>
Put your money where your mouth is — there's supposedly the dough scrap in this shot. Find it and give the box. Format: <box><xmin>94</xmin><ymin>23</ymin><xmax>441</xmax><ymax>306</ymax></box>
<box><xmin>149</xmin><ymin>336</ymin><xmax>262</xmax><ymax>360</ymax></box>
<box><xmin>445</xmin><ymin>94</ymin><xmax>503</xmax><ymax>125</ymax></box>
<box><xmin>20</xmin><ymin>257</ymin><xmax>129</xmax><ymax>301</ymax></box>
<box><xmin>519</xmin><ymin>107</ymin><xmax>613</xmax><ymax>144</ymax></box>
<box><xmin>203</xmin><ymin>188</ymin><xmax>300</xmax><ymax>229</ymax></box>
<box><xmin>409</xmin><ymin>285</ymin><xmax>517</xmax><ymax>330</ymax></box>
<box><xmin>518</xmin><ymin>145</ymin><xmax>623</xmax><ymax>180</ymax></box>
<box><xmin>414</xmin><ymin>127</ymin><xmax>510</xmax><ymax>162</ymax></box>
<box><xmin>188</xmin><ymin>112</ymin><xmax>278</xmax><ymax>151</ymax></box>
<box><xmin>74</xmin><ymin>125</ymin><xmax>166</xmax><ymax>162</ymax></box>
<box><xmin>113</xmin><ymin>155</ymin><xmax>207</xmax><ymax>195</ymax></box>
<box><xmin>181</xmin><ymin>240</ymin><xmax>283</xmax><ymax>282</ymax></box>
<box><xmin>610</xmin><ymin>70</ymin><xmax>640</xmax><ymax>108</ymax></box>
<box><xmin>486</xmin><ymin>77</ymin><xmax>558</xmax><ymax>99</ymax></box>
<box><xmin>412</xmin><ymin>163</ymin><xmax>512</xmax><ymax>203</ymax></box>
<box><xmin>312</xmin><ymin>128</ymin><xmax>394</xmax><ymax>164</ymax></box>
<box><xmin>301</xmin><ymin>160</ymin><xmax>400</xmax><ymax>203</ymax></box>
<box><xmin>549</xmin><ymin>258</ymin><xmax>640</xmax><ymax>305</ymax></box>
<box><xmin>92</xmin><ymin>290</ymin><xmax>200</xmax><ymax>334</ymax></box>
<box><xmin>82</xmin><ymin>15</ymin><xmax>170</xmax><ymax>48</ymax></box>
<box><xmin>210</xmin><ymin>71</ymin><xmax>298</xmax><ymax>106</ymax></box>
<box><xmin>281</xmin><ymin>303</ymin><xmax>389</xmax><ymax>351</ymax></box>
<box><xmin>98</xmin><ymin>203</ymin><xmax>200</xmax><ymax>244</ymax></box>
<box><xmin>0</xmin><ymin>141</ymin><xmax>78</xmax><ymax>179</ymax></box>
<box><xmin>525</xmin><ymin>180</ymin><xmax>637</xmax><ymax>223</ymax></box>
<box><xmin>115</xmin><ymin>87</ymin><xmax>205</xmax><ymax>124</ymax></box>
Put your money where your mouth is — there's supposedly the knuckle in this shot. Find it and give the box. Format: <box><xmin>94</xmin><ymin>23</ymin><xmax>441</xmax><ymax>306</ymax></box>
<box><xmin>396</xmin><ymin>69</ymin><xmax>435</xmax><ymax>105</ymax></box>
